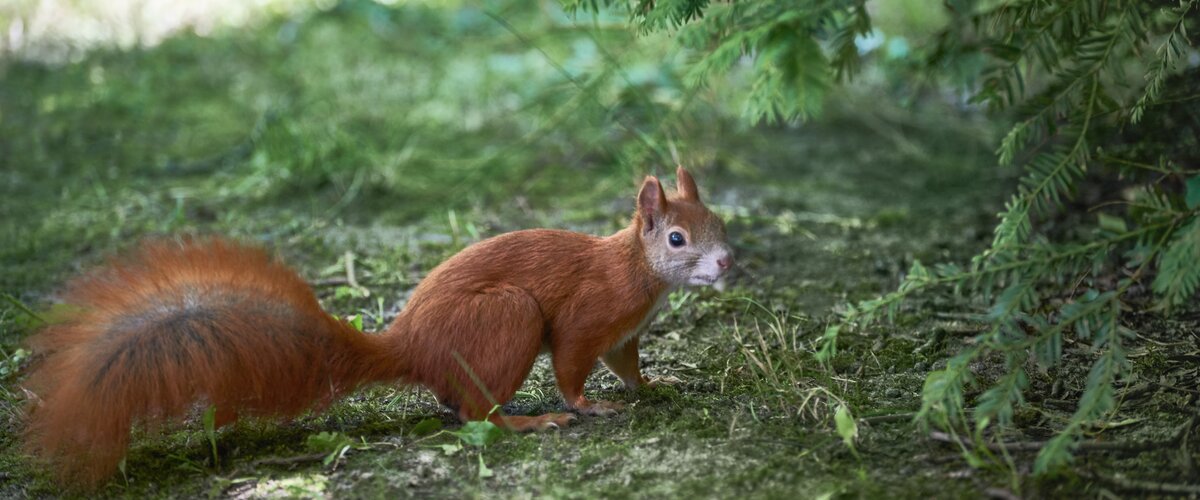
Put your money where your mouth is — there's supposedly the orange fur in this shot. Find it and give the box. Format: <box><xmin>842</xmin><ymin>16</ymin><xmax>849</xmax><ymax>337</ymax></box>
<box><xmin>22</xmin><ymin>239</ymin><xmax>397</xmax><ymax>486</ymax></box>
<box><xmin>21</xmin><ymin>168</ymin><xmax>732</xmax><ymax>487</ymax></box>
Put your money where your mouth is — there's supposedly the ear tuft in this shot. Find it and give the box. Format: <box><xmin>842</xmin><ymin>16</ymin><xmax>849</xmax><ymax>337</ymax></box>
<box><xmin>676</xmin><ymin>167</ymin><xmax>700</xmax><ymax>201</ymax></box>
<box><xmin>637</xmin><ymin>176</ymin><xmax>666</xmax><ymax>232</ymax></box>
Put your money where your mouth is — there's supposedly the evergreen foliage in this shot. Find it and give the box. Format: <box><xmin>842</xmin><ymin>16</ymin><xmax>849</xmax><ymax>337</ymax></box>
<box><xmin>574</xmin><ymin>0</ymin><xmax>1200</xmax><ymax>474</ymax></box>
<box><xmin>567</xmin><ymin>0</ymin><xmax>871</xmax><ymax>121</ymax></box>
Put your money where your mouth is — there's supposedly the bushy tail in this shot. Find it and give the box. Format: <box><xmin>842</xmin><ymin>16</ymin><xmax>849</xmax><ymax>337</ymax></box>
<box><xmin>21</xmin><ymin>238</ymin><xmax>397</xmax><ymax>487</ymax></box>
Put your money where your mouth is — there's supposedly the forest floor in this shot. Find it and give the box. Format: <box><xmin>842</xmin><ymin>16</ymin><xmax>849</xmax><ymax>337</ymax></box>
<box><xmin>2</xmin><ymin>2</ymin><xmax>1199</xmax><ymax>498</ymax></box>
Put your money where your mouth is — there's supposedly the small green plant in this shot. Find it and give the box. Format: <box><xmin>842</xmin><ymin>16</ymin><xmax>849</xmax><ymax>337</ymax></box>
<box><xmin>116</xmin><ymin>457</ymin><xmax>128</xmax><ymax>487</ymax></box>
<box><xmin>306</xmin><ymin>431</ymin><xmax>369</xmax><ymax>467</ymax></box>
<box><xmin>345</xmin><ymin>314</ymin><xmax>364</xmax><ymax>332</ymax></box>
<box><xmin>201</xmin><ymin>406</ymin><xmax>220</xmax><ymax>469</ymax></box>
<box><xmin>408</xmin><ymin>417</ymin><xmax>444</xmax><ymax>437</ymax></box>
<box><xmin>334</xmin><ymin>286</ymin><xmax>368</xmax><ymax>301</ymax></box>
<box><xmin>423</xmin><ymin>407</ymin><xmax>507</xmax><ymax>479</ymax></box>
<box><xmin>667</xmin><ymin>289</ymin><xmax>696</xmax><ymax>312</ymax></box>
<box><xmin>0</xmin><ymin>348</ymin><xmax>29</xmax><ymax>381</ymax></box>
<box><xmin>259</xmin><ymin>473</ymin><xmax>329</xmax><ymax>497</ymax></box>
<box><xmin>729</xmin><ymin>299</ymin><xmax>806</xmax><ymax>403</ymax></box>
<box><xmin>728</xmin><ymin>298</ymin><xmax>861</xmax><ymax>457</ymax></box>
<box><xmin>834</xmin><ymin>403</ymin><xmax>860</xmax><ymax>459</ymax></box>
<box><xmin>2</xmin><ymin>293</ymin><xmax>46</xmax><ymax>328</ymax></box>
<box><xmin>168</xmin><ymin>453</ymin><xmax>206</xmax><ymax>474</ymax></box>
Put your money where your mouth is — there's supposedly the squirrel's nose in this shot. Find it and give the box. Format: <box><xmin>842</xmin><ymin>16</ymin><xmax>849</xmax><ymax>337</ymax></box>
<box><xmin>717</xmin><ymin>254</ymin><xmax>733</xmax><ymax>270</ymax></box>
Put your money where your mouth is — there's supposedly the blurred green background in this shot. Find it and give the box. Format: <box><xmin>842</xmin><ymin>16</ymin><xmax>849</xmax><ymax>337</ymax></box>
<box><xmin>0</xmin><ymin>0</ymin><xmax>975</xmax><ymax>296</ymax></box>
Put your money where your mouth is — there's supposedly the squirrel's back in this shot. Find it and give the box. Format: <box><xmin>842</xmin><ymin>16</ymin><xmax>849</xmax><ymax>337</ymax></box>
<box><xmin>23</xmin><ymin>238</ymin><xmax>388</xmax><ymax>486</ymax></box>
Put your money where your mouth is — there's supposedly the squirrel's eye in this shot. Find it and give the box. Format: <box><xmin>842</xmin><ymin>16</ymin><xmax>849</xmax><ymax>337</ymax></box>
<box><xmin>668</xmin><ymin>231</ymin><xmax>686</xmax><ymax>247</ymax></box>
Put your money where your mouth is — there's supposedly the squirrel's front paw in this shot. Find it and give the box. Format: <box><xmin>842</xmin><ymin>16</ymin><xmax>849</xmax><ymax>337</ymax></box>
<box><xmin>569</xmin><ymin>399</ymin><xmax>625</xmax><ymax>416</ymax></box>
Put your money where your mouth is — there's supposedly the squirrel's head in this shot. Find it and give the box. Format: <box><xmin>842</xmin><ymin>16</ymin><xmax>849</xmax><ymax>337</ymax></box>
<box><xmin>636</xmin><ymin>167</ymin><xmax>734</xmax><ymax>290</ymax></box>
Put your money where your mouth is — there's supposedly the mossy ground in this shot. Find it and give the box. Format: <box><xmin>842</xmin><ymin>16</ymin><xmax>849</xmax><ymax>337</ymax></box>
<box><xmin>2</xmin><ymin>2</ymin><xmax>1197</xmax><ymax>498</ymax></box>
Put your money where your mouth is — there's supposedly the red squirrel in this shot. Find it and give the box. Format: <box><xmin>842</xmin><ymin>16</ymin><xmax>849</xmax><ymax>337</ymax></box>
<box><xmin>22</xmin><ymin>167</ymin><xmax>733</xmax><ymax>487</ymax></box>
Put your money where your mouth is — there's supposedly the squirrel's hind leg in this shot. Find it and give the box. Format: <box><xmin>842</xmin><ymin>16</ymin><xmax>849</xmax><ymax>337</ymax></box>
<box><xmin>419</xmin><ymin>285</ymin><xmax>563</xmax><ymax>428</ymax></box>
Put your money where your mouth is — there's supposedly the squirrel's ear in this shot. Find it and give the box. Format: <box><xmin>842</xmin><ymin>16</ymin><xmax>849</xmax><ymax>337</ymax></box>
<box><xmin>676</xmin><ymin>166</ymin><xmax>700</xmax><ymax>202</ymax></box>
<box><xmin>637</xmin><ymin>176</ymin><xmax>666</xmax><ymax>232</ymax></box>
